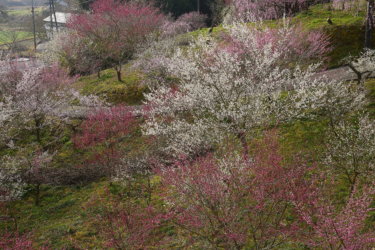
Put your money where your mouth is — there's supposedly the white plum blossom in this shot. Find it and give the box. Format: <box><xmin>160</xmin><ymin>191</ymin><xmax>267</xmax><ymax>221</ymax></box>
<box><xmin>143</xmin><ymin>23</ymin><xmax>366</xmax><ymax>156</ymax></box>
<box><xmin>0</xmin><ymin>62</ymin><xmax>102</xmax><ymax>147</ymax></box>
<box><xmin>324</xmin><ymin>114</ymin><xmax>375</xmax><ymax>187</ymax></box>
<box><xmin>0</xmin><ymin>157</ymin><xmax>26</xmax><ymax>202</ymax></box>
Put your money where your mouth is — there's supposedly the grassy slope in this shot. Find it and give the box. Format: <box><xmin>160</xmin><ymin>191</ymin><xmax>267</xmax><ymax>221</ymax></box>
<box><xmin>2</xmin><ymin>182</ymin><xmax>109</xmax><ymax>248</ymax></box>
<box><xmin>6</xmin><ymin>7</ymin><xmax>44</xmax><ymax>16</ymax></box>
<box><xmin>2</xmin><ymin>3</ymin><xmax>375</xmax><ymax>248</ymax></box>
<box><xmin>0</xmin><ymin>30</ymin><xmax>33</xmax><ymax>44</ymax></box>
<box><xmin>292</xmin><ymin>4</ymin><xmax>369</xmax><ymax>68</ymax></box>
<box><xmin>74</xmin><ymin>68</ymin><xmax>146</xmax><ymax>105</ymax></box>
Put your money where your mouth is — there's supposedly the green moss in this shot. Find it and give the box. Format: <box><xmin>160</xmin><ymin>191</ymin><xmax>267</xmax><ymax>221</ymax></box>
<box><xmin>293</xmin><ymin>4</ymin><xmax>365</xmax><ymax>29</ymax></box>
<box><xmin>1</xmin><ymin>182</ymin><xmax>109</xmax><ymax>248</ymax></box>
<box><xmin>75</xmin><ymin>68</ymin><xmax>147</xmax><ymax>105</ymax></box>
<box><xmin>0</xmin><ymin>30</ymin><xmax>33</xmax><ymax>45</ymax></box>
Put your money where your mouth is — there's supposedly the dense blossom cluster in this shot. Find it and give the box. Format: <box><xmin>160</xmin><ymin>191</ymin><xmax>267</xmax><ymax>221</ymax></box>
<box><xmin>0</xmin><ymin>63</ymin><xmax>100</xmax><ymax>147</ymax></box>
<box><xmin>324</xmin><ymin>114</ymin><xmax>375</xmax><ymax>188</ymax></box>
<box><xmin>68</xmin><ymin>0</ymin><xmax>165</xmax><ymax>81</ymax></box>
<box><xmin>143</xmin><ymin>23</ymin><xmax>362</xmax><ymax>156</ymax></box>
<box><xmin>0</xmin><ymin>157</ymin><xmax>26</xmax><ymax>201</ymax></box>
<box><xmin>0</xmin><ymin>61</ymin><xmax>101</xmax><ymax>204</ymax></box>
<box><xmin>226</xmin><ymin>0</ymin><xmax>319</xmax><ymax>22</ymax></box>
<box><xmin>295</xmin><ymin>183</ymin><xmax>375</xmax><ymax>249</ymax></box>
<box><xmin>162</xmin><ymin>11</ymin><xmax>208</xmax><ymax>37</ymax></box>
<box><xmin>157</xmin><ymin>133</ymin><xmax>310</xmax><ymax>248</ymax></box>
<box><xmin>0</xmin><ymin>232</ymin><xmax>33</xmax><ymax>250</ymax></box>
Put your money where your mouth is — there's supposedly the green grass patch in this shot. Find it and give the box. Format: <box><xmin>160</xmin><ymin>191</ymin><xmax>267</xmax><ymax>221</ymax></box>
<box><xmin>6</xmin><ymin>7</ymin><xmax>44</xmax><ymax>16</ymax></box>
<box><xmin>291</xmin><ymin>4</ymin><xmax>370</xmax><ymax>67</ymax></box>
<box><xmin>1</xmin><ymin>182</ymin><xmax>109</xmax><ymax>248</ymax></box>
<box><xmin>75</xmin><ymin>68</ymin><xmax>147</xmax><ymax>105</ymax></box>
<box><xmin>0</xmin><ymin>30</ymin><xmax>33</xmax><ymax>45</ymax></box>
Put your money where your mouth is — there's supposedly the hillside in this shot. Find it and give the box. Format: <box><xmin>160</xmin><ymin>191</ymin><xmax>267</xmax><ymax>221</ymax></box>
<box><xmin>1</xmin><ymin>1</ymin><xmax>375</xmax><ymax>249</ymax></box>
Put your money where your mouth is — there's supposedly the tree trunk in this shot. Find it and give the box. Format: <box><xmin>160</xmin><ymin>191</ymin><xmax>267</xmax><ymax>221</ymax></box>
<box><xmin>237</xmin><ymin>131</ymin><xmax>249</xmax><ymax>162</ymax></box>
<box><xmin>35</xmin><ymin>117</ymin><xmax>42</xmax><ymax>145</ymax></box>
<box><xmin>365</xmin><ymin>0</ymin><xmax>374</xmax><ymax>48</ymax></box>
<box><xmin>97</xmin><ymin>70</ymin><xmax>101</xmax><ymax>79</ymax></box>
<box><xmin>35</xmin><ymin>184</ymin><xmax>40</xmax><ymax>206</ymax></box>
<box><xmin>115</xmin><ymin>63</ymin><xmax>122</xmax><ymax>82</ymax></box>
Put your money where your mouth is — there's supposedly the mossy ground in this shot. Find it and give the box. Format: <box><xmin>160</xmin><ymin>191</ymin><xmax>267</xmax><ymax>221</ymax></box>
<box><xmin>74</xmin><ymin>67</ymin><xmax>147</xmax><ymax>105</ymax></box>
<box><xmin>1</xmin><ymin>182</ymin><xmax>109</xmax><ymax>248</ymax></box>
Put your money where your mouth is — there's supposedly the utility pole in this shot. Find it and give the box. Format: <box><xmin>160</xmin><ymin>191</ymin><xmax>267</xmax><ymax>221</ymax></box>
<box><xmin>51</xmin><ymin>0</ymin><xmax>58</xmax><ymax>32</ymax></box>
<box><xmin>49</xmin><ymin>0</ymin><xmax>53</xmax><ymax>37</ymax></box>
<box><xmin>31</xmin><ymin>0</ymin><xmax>37</xmax><ymax>51</ymax></box>
<box><xmin>365</xmin><ymin>0</ymin><xmax>374</xmax><ymax>48</ymax></box>
<box><xmin>197</xmin><ymin>0</ymin><xmax>200</xmax><ymax>13</ymax></box>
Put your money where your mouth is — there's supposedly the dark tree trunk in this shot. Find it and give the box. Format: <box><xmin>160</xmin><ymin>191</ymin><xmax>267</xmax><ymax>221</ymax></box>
<box><xmin>237</xmin><ymin>131</ymin><xmax>249</xmax><ymax>162</ymax></box>
<box><xmin>365</xmin><ymin>0</ymin><xmax>374</xmax><ymax>48</ymax></box>
<box><xmin>35</xmin><ymin>117</ymin><xmax>42</xmax><ymax>145</ymax></box>
<box><xmin>115</xmin><ymin>62</ymin><xmax>122</xmax><ymax>82</ymax></box>
<box><xmin>116</xmin><ymin>69</ymin><xmax>122</xmax><ymax>82</ymax></box>
<box><xmin>35</xmin><ymin>184</ymin><xmax>40</xmax><ymax>206</ymax></box>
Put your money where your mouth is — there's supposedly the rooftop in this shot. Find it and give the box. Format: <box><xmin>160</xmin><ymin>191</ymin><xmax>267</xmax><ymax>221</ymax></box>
<box><xmin>43</xmin><ymin>12</ymin><xmax>72</xmax><ymax>24</ymax></box>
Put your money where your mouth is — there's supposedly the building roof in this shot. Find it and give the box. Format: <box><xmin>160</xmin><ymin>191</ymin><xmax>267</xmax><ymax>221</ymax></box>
<box><xmin>43</xmin><ymin>12</ymin><xmax>72</xmax><ymax>24</ymax></box>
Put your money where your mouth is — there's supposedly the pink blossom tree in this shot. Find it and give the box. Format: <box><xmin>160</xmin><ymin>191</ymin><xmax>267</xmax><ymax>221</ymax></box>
<box><xmin>162</xmin><ymin>11</ymin><xmax>207</xmax><ymax>37</ymax></box>
<box><xmin>100</xmin><ymin>202</ymin><xmax>166</xmax><ymax>249</ymax></box>
<box><xmin>222</xmin><ymin>21</ymin><xmax>332</xmax><ymax>65</ymax></box>
<box><xmin>227</xmin><ymin>0</ymin><xmax>320</xmax><ymax>22</ymax></box>
<box><xmin>74</xmin><ymin>106</ymin><xmax>137</xmax><ymax>150</ymax></box>
<box><xmin>156</xmin><ymin>131</ymin><xmax>313</xmax><ymax>249</ymax></box>
<box><xmin>73</xmin><ymin>106</ymin><xmax>138</xmax><ymax>180</ymax></box>
<box><xmin>45</xmin><ymin>31</ymin><xmax>105</xmax><ymax>77</ymax></box>
<box><xmin>0</xmin><ymin>232</ymin><xmax>33</xmax><ymax>250</ymax></box>
<box><xmin>68</xmin><ymin>0</ymin><xmax>166</xmax><ymax>81</ymax></box>
<box><xmin>294</xmin><ymin>182</ymin><xmax>375</xmax><ymax>249</ymax></box>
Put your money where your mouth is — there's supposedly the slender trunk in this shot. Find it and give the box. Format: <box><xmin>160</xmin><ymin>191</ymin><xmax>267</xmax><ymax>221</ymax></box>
<box><xmin>35</xmin><ymin>184</ymin><xmax>40</xmax><ymax>206</ymax></box>
<box><xmin>116</xmin><ymin>68</ymin><xmax>122</xmax><ymax>82</ymax></box>
<box><xmin>35</xmin><ymin>117</ymin><xmax>42</xmax><ymax>145</ymax></box>
<box><xmin>365</xmin><ymin>0</ymin><xmax>374</xmax><ymax>48</ymax></box>
<box><xmin>146</xmin><ymin>175</ymin><xmax>152</xmax><ymax>205</ymax></box>
<box><xmin>97</xmin><ymin>70</ymin><xmax>101</xmax><ymax>79</ymax></box>
<box><xmin>237</xmin><ymin>131</ymin><xmax>249</xmax><ymax>162</ymax></box>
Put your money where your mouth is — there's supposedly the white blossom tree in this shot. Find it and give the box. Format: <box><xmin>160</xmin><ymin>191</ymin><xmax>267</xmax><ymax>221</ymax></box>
<box><xmin>324</xmin><ymin>114</ymin><xmax>375</xmax><ymax>192</ymax></box>
<box><xmin>0</xmin><ymin>61</ymin><xmax>102</xmax><ymax>203</ymax></box>
<box><xmin>0</xmin><ymin>62</ymin><xmax>101</xmax><ymax>149</ymax></box>
<box><xmin>143</xmin><ymin>23</ymin><xmax>365</xmax><ymax>157</ymax></box>
<box><xmin>0</xmin><ymin>157</ymin><xmax>26</xmax><ymax>202</ymax></box>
